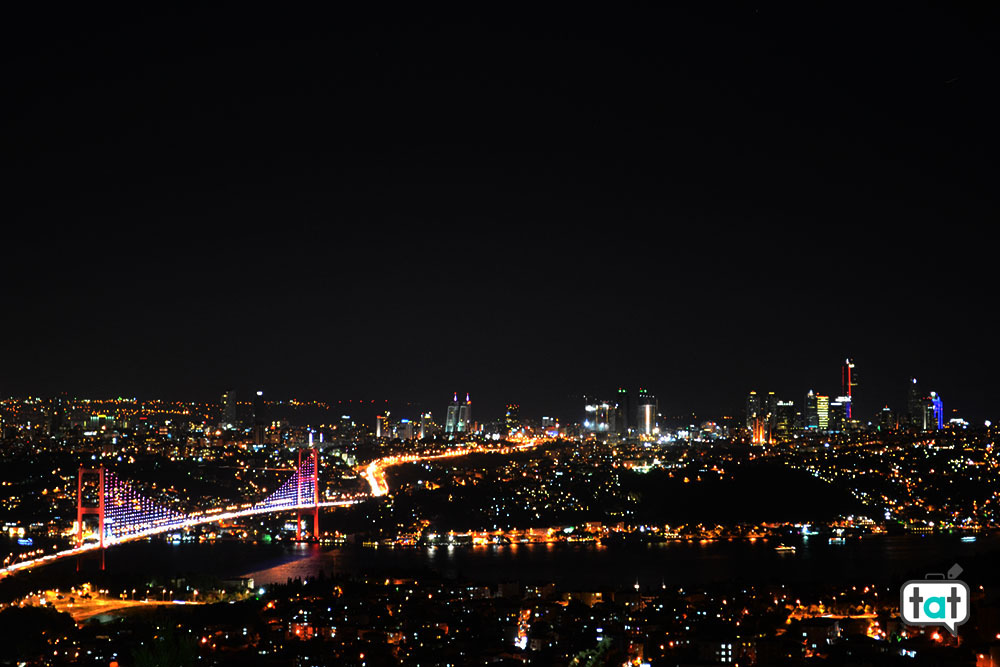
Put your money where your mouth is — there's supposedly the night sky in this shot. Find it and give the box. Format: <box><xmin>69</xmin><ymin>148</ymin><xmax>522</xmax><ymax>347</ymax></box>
<box><xmin>5</xmin><ymin>6</ymin><xmax>999</xmax><ymax>423</ymax></box>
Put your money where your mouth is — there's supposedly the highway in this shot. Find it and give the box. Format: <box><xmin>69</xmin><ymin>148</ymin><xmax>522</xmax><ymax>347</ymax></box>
<box><xmin>358</xmin><ymin>440</ymin><xmax>548</xmax><ymax>497</ymax></box>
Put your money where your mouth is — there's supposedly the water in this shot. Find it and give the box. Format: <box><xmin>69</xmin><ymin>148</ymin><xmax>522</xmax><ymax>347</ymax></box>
<box><xmin>241</xmin><ymin>535</ymin><xmax>1000</xmax><ymax>590</ymax></box>
<box><xmin>24</xmin><ymin>534</ymin><xmax>999</xmax><ymax>592</ymax></box>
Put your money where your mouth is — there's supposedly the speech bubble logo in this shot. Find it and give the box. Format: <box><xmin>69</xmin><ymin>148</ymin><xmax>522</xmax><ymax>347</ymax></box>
<box><xmin>900</xmin><ymin>579</ymin><xmax>970</xmax><ymax>636</ymax></box>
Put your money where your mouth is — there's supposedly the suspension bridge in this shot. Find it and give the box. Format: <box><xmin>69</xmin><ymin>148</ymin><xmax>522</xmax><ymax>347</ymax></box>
<box><xmin>1</xmin><ymin>448</ymin><xmax>355</xmax><ymax>576</ymax></box>
<box><xmin>0</xmin><ymin>438</ymin><xmax>549</xmax><ymax>578</ymax></box>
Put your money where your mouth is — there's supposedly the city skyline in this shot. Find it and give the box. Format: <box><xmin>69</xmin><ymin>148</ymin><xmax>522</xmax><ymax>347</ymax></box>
<box><xmin>0</xmin><ymin>356</ymin><xmax>983</xmax><ymax>427</ymax></box>
<box><xmin>6</xmin><ymin>5</ymin><xmax>1000</xmax><ymax>665</ymax></box>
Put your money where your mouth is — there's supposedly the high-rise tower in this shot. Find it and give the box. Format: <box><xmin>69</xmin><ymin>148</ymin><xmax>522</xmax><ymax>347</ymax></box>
<box><xmin>220</xmin><ymin>389</ymin><xmax>237</xmax><ymax>428</ymax></box>
<box><xmin>458</xmin><ymin>393</ymin><xmax>472</xmax><ymax>433</ymax></box>
<box><xmin>445</xmin><ymin>393</ymin><xmax>472</xmax><ymax>436</ymax></box>
<box><xmin>504</xmin><ymin>403</ymin><xmax>520</xmax><ymax>436</ymax></box>
<box><xmin>805</xmin><ymin>390</ymin><xmax>819</xmax><ymax>430</ymax></box>
<box><xmin>775</xmin><ymin>400</ymin><xmax>796</xmax><ymax>436</ymax></box>
<box><xmin>746</xmin><ymin>391</ymin><xmax>760</xmax><ymax>430</ymax></box>
<box><xmin>252</xmin><ymin>390</ymin><xmax>266</xmax><ymax>445</ymax></box>
<box><xmin>907</xmin><ymin>378</ymin><xmax>923</xmax><ymax>430</ymax></box>
<box><xmin>924</xmin><ymin>392</ymin><xmax>944</xmax><ymax>431</ymax></box>
<box><xmin>816</xmin><ymin>395</ymin><xmax>830</xmax><ymax>431</ymax></box>
<box><xmin>616</xmin><ymin>387</ymin><xmax>632</xmax><ymax>435</ymax></box>
<box><xmin>842</xmin><ymin>359</ymin><xmax>857</xmax><ymax>420</ymax></box>
<box><xmin>637</xmin><ymin>389</ymin><xmax>657</xmax><ymax>436</ymax></box>
<box><xmin>445</xmin><ymin>393</ymin><xmax>460</xmax><ymax>434</ymax></box>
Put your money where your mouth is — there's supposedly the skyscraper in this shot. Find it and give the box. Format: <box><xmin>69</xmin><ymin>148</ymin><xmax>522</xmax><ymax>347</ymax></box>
<box><xmin>816</xmin><ymin>395</ymin><xmax>830</xmax><ymax>431</ymax></box>
<box><xmin>584</xmin><ymin>399</ymin><xmax>614</xmax><ymax>433</ymax></box>
<box><xmin>445</xmin><ymin>393</ymin><xmax>471</xmax><ymax>436</ymax></box>
<box><xmin>774</xmin><ymin>400</ymin><xmax>796</xmax><ymax>437</ymax></box>
<box><xmin>923</xmin><ymin>392</ymin><xmax>944</xmax><ymax>431</ymax></box>
<box><xmin>879</xmin><ymin>405</ymin><xmax>893</xmax><ymax>432</ymax></box>
<box><xmin>616</xmin><ymin>387</ymin><xmax>632</xmax><ymax>435</ymax></box>
<box><xmin>252</xmin><ymin>390</ymin><xmax>266</xmax><ymax>445</ymax></box>
<box><xmin>804</xmin><ymin>390</ymin><xmax>819</xmax><ymax>430</ymax></box>
<box><xmin>637</xmin><ymin>388</ymin><xmax>657</xmax><ymax>436</ymax></box>
<box><xmin>459</xmin><ymin>393</ymin><xmax>472</xmax><ymax>433</ymax></box>
<box><xmin>745</xmin><ymin>391</ymin><xmax>760</xmax><ymax>430</ymax></box>
<box><xmin>220</xmin><ymin>389</ymin><xmax>237</xmax><ymax>428</ymax></box>
<box><xmin>46</xmin><ymin>394</ymin><xmax>66</xmax><ymax>436</ymax></box>
<box><xmin>445</xmin><ymin>393</ymin><xmax>460</xmax><ymax>434</ymax></box>
<box><xmin>907</xmin><ymin>378</ymin><xmax>923</xmax><ymax>430</ymax></box>
<box><xmin>842</xmin><ymin>358</ymin><xmax>857</xmax><ymax>419</ymax></box>
<box><xmin>504</xmin><ymin>403</ymin><xmax>520</xmax><ymax>436</ymax></box>
<box><xmin>419</xmin><ymin>412</ymin><xmax>433</xmax><ymax>439</ymax></box>
<box><xmin>764</xmin><ymin>391</ymin><xmax>777</xmax><ymax>429</ymax></box>
<box><xmin>828</xmin><ymin>397</ymin><xmax>848</xmax><ymax>433</ymax></box>
<box><xmin>746</xmin><ymin>391</ymin><xmax>777</xmax><ymax>425</ymax></box>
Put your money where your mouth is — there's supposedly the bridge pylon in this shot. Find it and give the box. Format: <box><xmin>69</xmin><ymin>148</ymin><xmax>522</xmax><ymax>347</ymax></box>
<box><xmin>76</xmin><ymin>466</ymin><xmax>105</xmax><ymax>570</ymax></box>
<box><xmin>297</xmin><ymin>448</ymin><xmax>319</xmax><ymax>541</ymax></box>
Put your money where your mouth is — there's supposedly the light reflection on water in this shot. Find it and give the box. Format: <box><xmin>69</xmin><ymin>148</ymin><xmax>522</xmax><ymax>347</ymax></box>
<box><xmin>242</xmin><ymin>535</ymin><xmax>1000</xmax><ymax>590</ymax></box>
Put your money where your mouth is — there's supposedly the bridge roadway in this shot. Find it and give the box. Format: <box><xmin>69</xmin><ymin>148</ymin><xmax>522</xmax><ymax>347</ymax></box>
<box><xmin>0</xmin><ymin>499</ymin><xmax>357</xmax><ymax>577</ymax></box>
<box><xmin>1</xmin><ymin>439</ymin><xmax>547</xmax><ymax>578</ymax></box>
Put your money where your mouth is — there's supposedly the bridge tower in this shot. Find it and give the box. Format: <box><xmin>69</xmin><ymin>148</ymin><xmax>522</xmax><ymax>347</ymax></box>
<box><xmin>76</xmin><ymin>466</ymin><xmax>105</xmax><ymax>570</ymax></box>
<box><xmin>297</xmin><ymin>448</ymin><xmax>319</xmax><ymax>541</ymax></box>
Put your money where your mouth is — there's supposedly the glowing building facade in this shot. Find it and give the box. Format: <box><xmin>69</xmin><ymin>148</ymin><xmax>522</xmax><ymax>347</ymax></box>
<box><xmin>445</xmin><ymin>393</ymin><xmax>472</xmax><ymax>435</ymax></box>
<box><xmin>637</xmin><ymin>389</ymin><xmax>657</xmax><ymax>436</ymax></box>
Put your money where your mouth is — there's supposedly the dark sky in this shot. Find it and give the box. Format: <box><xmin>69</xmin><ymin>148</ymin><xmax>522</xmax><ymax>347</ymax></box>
<box><xmin>4</xmin><ymin>5</ymin><xmax>999</xmax><ymax>423</ymax></box>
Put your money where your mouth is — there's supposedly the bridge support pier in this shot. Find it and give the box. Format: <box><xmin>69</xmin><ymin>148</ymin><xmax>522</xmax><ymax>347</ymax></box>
<box><xmin>76</xmin><ymin>466</ymin><xmax>105</xmax><ymax>570</ymax></box>
<box><xmin>297</xmin><ymin>448</ymin><xmax>319</xmax><ymax>541</ymax></box>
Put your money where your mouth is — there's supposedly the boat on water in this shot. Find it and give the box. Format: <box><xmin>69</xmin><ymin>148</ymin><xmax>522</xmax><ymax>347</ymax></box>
<box><xmin>828</xmin><ymin>537</ymin><xmax>846</xmax><ymax>545</ymax></box>
<box><xmin>774</xmin><ymin>545</ymin><xmax>796</xmax><ymax>553</ymax></box>
<box><xmin>961</xmin><ymin>536</ymin><xmax>977</xmax><ymax>543</ymax></box>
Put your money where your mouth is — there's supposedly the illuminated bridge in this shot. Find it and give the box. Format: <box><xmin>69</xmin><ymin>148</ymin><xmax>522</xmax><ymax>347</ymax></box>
<box><xmin>1</xmin><ymin>439</ymin><xmax>549</xmax><ymax>578</ymax></box>
<box><xmin>1</xmin><ymin>448</ymin><xmax>356</xmax><ymax>576</ymax></box>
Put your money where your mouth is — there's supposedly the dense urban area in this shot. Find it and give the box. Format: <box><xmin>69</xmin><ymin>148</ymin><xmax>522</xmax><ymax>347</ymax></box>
<box><xmin>1</xmin><ymin>371</ymin><xmax>999</xmax><ymax>666</ymax></box>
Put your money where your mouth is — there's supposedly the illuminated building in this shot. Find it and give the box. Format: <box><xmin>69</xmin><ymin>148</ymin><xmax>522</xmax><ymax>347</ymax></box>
<box><xmin>46</xmin><ymin>394</ymin><xmax>66</xmax><ymax>435</ymax></box>
<box><xmin>376</xmin><ymin>414</ymin><xmax>389</xmax><ymax>438</ymax></box>
<box><xmin>842</xmin><ymin>358</ymin><xmax>857</xmax><ymax>419</ymax></box>
<box><xmin>878</xmin><ymin>405</ymin><xmax>893</xmax><ymax>432</ymax></box>
<box><xmin>253</xmin><ymin>390</ymin><xmax>266</xmax><ymax>446</ymax></box>
<box><xmin>505</xmin><ymin>403</ymin><xmax>520</xmax><ymax>436</ymax></box>
<box><xmin>419</xmin><ymin>412</ymin><xmax>433</xmax><ymax>439</ymax></box>
<box><xmin>765</xmin><ymin>391</ymin><xmax>777</xmax><ymax>428</ymax></box>
<box><xmin>745</xmin><ymin>391</ymin><xmax>759</xmax><ymax>430</ymax></box>
<box><xmin>220</xmin><ymin>389</ymin><xmax>237</xmax><ymax>428</ymax></box>
<box><xmin>774</xmin><ymin>400</ymin><xmax>796</xmax><ymax>436</ymax></box>
<box><xmin>583</xmin><ymin>399</ymin><xmax>613</xmax><ymax>433</ymax></box>
<box><xmin>616</xmin><ymin>387</ymin><xmax>632</xmax><ymax>435</ymax></box>
<box><xmin>828</xmin><ymin>397</ymin><xmax>849</xmax><ymax>433</ymax></box>
<box><xmin>923</xmin><ymin>392</ymin><xmax>944</xmax><ymax>431</ymax></box>
<box><xmin>907</xmin><ymin>378</ymin><xmax>923</xmax><ymax>430</ymax></box>
<box><xmin>445</xmin><ymin>393</ymin><xmax>471</xmax><ymax>436</ymax></box>
<box><xmin>445</xmin><ymin>396</ymin><xmax>459</xmax><ymax>434</ymax></box>
<box><xmin>637</xmin><ymin>389</ymin><xmax>657</xmax><ymax>436</ymax></box>
<box><xmin>459</xmin><ymin>394</ymin><xmax>471</xmax><ymax>432</ymax></box>
<box><xmin>804</xmin><ymin>390</ymin><xmax>819</xmax><ymax>430</ymax></box>
<box><xmin>746</xmin><ymin>391</ymin><xmax>777</xmax><ymax>430</ymax></box>
<box><xmin>396</xmin><ymin>419</ymin><xmax>414</xmax><ymax>440</ymax></box>
<box><xmin>816</xmin><ymin>395</ymin><xmax>829</xmax><ymax>431</ymax></box>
